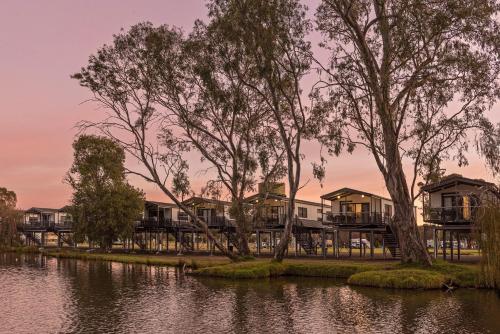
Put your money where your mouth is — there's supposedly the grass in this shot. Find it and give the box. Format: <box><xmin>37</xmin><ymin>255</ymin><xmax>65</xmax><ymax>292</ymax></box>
<box><xmin>193</xmin><ymin>258</ymin><xmax>393</xmax><ymax>280</ymax></box>
<box><xmin>2</xmin><ymin>246</ymin><xmax>483</xmax><ymax>290</ymax></box>
<box><xmin>347</xmin><ymin>269</ymin><xmax>447</xmax><ymax>289</ymax></box>
<box><xmin>39</xmin><ymin>249</ymin><xmax>230</xmax><ymax>269</ymax></box>
<box><xmin>193</xmin><ymin>258</ymin><xmax>482</xmax><ymax>289</ymax></box>
<box><xmin>348</xmin><ymin>260</ymin><xmax>481</xmax><ymax>289</ymax></box>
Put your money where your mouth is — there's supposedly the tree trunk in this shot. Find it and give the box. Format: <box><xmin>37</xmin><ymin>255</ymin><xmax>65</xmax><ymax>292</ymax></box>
<box><xmin>384</xmin><ymin>162</ymin><xmax>432</xmax><ymax>265</ymax></box>
<box><xmin>232</xmin><ymin>202</ymin><xmax>251</xmax><ymax>256</ymax></box>
<box><xmin>274</xmin><ymin>194</ymin><xmax>296</xmax><ymax>261</ymax></box>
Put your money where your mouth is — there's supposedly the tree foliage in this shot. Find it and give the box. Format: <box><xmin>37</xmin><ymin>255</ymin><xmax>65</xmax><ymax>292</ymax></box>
<box><xmin>0</xmin><ymin>187</ymin><xmax>20</xmax><ymax>246</ymax></box>
<box><xmin>313</xmin><ymin>0</ymin><xmax>500</xmax><ymax>264</ymax></box>
<box><xmin>205</xmin><ymin>0</ymin><xmax>313</xmax><ymax>261</ymax></box>
<box><xmin>67</xmin><ymin>135</ymin><xmax>145</xmax><ymax>249</ymax></box>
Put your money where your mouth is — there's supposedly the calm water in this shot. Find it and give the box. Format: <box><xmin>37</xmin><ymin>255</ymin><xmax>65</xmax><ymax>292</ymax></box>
<box><xmin>1</xmin><ymin>254</ymin><xmax>499</xmax><ymax>334</ymax></box>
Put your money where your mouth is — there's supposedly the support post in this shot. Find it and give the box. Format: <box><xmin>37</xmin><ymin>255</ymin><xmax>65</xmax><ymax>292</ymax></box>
<box><xmin>334</xmin><ymin>230</ymin><xmax>339</xmax><ymax>258</ymax></box>
<box><xmin>382</xmin><ymin>237</ymin><xmax>386</xmax><ymax>259</ymax></box>
<box><xmin>450</xmin><ymin>231</ymin><xmax>454</xmax><ymax>261</ymax></box>
<box><xmin>457</xmin><ymin>232</ymin><xmax>461</xmax><ymax>261</ymax></box>
<box><xmin>433</xmin><ymin>228</ymin><xmax>438</xmax><ymax>259</ymax></box>
<box><xmin>443</xmin><ymin>230</ymin><xmax>447</xmax><ymax>260</ymax></box>
<box><xmin>370</xmin><ymin>230</ymin><xmax>374</xmax><ymax>259</ymax></box>
<box><xmin>359</xmin><ymin>233</ymin><xmax>362</xmax><ymax>257</ymax></box>
<box><xmin>348</xmin><ymin>231</ymin><xmax>352</xmax><ymax>257</ymax></box>
<box><xmin>256</xmin><ymin>230</ymin><xmax>261</xmax><ymax>256</ymax></box>
<box><xmin>321</xmin><ymin>229</ymin><xmax>326</xmax><ymax>258</ymax></box>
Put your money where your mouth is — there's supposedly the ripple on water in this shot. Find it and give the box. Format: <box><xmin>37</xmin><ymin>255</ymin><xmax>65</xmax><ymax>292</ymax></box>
<box><xmin>1</xmin><ymin>253</ymin><xmax>499</xmax><ymax>334</ymax></box>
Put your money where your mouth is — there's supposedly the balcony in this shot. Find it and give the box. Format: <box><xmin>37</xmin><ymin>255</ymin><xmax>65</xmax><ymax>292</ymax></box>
<box><xmin>324</xmin><ymin>212</ymin><xmax>389</xmax><ymax>226</ymax></box>
<box><xmin>423</xmin><ymin>206</ymin><xmax>479</xmax><ymax>224</ymax></box>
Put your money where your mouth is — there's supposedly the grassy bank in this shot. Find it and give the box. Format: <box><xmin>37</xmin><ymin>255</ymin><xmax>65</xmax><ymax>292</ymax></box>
<box><xmin>3</xmin><ymin>246</ymin><xmax>482</xmax><ymax>289</ymax></box>
<box><xmin>1</xmin><ymin>246</ymin><xmax>230</xmax><ymax>269</ymax></box>
<box><xmin>192</xmin><ymin>259</ymin><xmax>481</xmax><ymax>289</ymax></box>
<box><xmin>193</xmin><ymin>259</ymin><xmax>393</xmax><ymax>280</ymax></box>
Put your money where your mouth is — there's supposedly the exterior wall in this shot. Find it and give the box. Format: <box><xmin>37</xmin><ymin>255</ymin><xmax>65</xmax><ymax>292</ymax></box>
<box><xmin>295</xmin><ymin>201</ymin><xmax>323</xmax><ymax>220</ymax></box>
<box><xmin>327</xmin><ymin>195</ymin><xmax>393</xmax><ymax>216</ymax></box>
<box><xmin>427</xmin><ymin>184</ymin><xmax>482</xmax><ymax>208</ymax></box>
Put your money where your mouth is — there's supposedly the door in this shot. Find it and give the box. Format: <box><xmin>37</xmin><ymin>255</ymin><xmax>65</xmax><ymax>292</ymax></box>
<box><xmin>361</xmin><ymin>203</ymin><xmax>370</xmax><ymax>224</ymax></box>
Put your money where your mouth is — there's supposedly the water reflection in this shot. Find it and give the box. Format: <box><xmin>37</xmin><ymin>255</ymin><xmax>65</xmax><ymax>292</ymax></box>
<box><xmin>1</xmin><ymin>253</ymin><xmax>499</xmax><ymax>334</ymax></box>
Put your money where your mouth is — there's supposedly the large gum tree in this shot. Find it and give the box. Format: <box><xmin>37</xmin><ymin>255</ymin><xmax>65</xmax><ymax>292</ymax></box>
<box><xmin>313</xmin><ymin>0</ymin><xmax>500</xmax><ymax>264</ymax></box>
<box><xmin>206</xmin><ymin>0</ymin><xmax>314</xmax><ymax>261</ymax></box>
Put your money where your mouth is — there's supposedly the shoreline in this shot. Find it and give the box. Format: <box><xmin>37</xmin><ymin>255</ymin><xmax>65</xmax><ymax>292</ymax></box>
<box><xmin>1</xmin><ymin>246</ymin><xmax>485</xmax><ymax>290</ymax></box>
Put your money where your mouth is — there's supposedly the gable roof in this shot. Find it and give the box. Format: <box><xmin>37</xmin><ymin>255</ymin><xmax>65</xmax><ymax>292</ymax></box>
<box><xmin>25</xmin><ymin>207</ymin><xmax>59</xmax><ymax>214</ymax></box>
<box><xmin>182</xmin><ymin>196</ymin><xmax>231</xmax><ymax>207</ymax></box>
<box><xmin>244</xmin><ymin>193</ymin><xmax>323</xmax><ymax>207</ymax></box>
<box><xmin>420</xmin><ymin>175</ymin><xmax>495</xmax><ymax>192</ymax></box>
<box><xmin>145</xmin><ymin>200</ymin><xmax>178</xmax><ymax>208</ymax></box>
<box><xmin>321</xmin><ymin>187</ymin><xmax>392</xmax><ymax>202</ymax></box>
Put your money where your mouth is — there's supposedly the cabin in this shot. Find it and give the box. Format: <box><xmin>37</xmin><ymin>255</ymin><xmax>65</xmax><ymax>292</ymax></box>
<box><xmin>181</xmin><ymin>196</ymin><xmax>232</xmax><ymax>226</ymax></box>
<box><xmin>421</xmin><ymin>175</ymin><xmax>498</xmax><ymax>260</ymax></box>
<box><xmin>23</xmin><ymin>207</ymin><xmax>72</xmax><ymax>228</ymax></box>
<box><xmin>320</xmin><ymin>188</ymin><xmax>394</xmax><ymax>225</ymax></box>
<box><xmin>143</xmin><ymin>201</ymin><xmax>179</xmax><ymax>224</ymax></box>
<box><xmin>245</xmin><ymin>183</ymin><xmax>324</xmax><ymax>226</ymax></box>
<box><xmin>421</xmin><ymin>175</ymin><xmax>497</xmax><ymax>225</ymax></box>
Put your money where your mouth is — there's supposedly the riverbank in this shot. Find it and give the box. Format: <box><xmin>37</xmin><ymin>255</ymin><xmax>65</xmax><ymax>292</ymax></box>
<box><xmin>2</xmin><ymin>246</ymin><xmax>483</xmax><ymax>289</ymax></box>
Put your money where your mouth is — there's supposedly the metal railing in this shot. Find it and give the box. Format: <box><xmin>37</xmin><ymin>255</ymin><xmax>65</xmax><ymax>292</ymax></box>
<box><xmin>136</xmin><ymin>216</ymin><xmax>232</xmax><ymax>229</ymax></box>
<box><xmin>324</xmin><ymin>212</ymin><xmax>389</xmax><ymax>225</ymax></box>
<box><xmin>423</xmin><ymin>206</ymin><xmax>479</xmax><ymax>223</ymax></box>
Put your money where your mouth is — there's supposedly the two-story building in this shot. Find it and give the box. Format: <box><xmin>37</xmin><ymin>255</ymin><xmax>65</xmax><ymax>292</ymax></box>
<box><xmin>421</xmin><ymin>174</ymin><xmax>496</xmax><ymax>225</ymax></box>
<box><xmin>245</xmin><ymin>183</ymin><xmax>324</xmax><ymax>226</ymax></box>
<box><xmin>320</xmin><ymin>187</ymin><xmax>394</xmax><ymax>225</ymax></box>
<box><xmin>421</xmin><ymin>174</ymin><xmax>498</xmax><ymax>260</ymax></box>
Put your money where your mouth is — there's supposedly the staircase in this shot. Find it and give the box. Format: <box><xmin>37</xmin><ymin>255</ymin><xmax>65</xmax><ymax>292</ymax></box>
<box><xmin>176</xmin><ymin>232</ymin><xmax>194</xmax><ymax>252</ymax></box>
<box><xmin>25</xmin><ymin>232</ymin><xmax>42</xmax><ymax>246</ymax></box>
<box><xmin>58</xmin><ymin>233</ymin><xmax>74</xmax><ymax>247</ymax></box>
<box><xmin>294</xmin><ymin>229</ymin><xmax>316</xmax><ymax>255</ymax></box>
<box><xmin>133</xmin><ymin>233</ymin><xmax>147</xmax><ymax>250</ymax></box>
<box><xmin>224</xmin><ymin>230</ymin><xmax>239</xmax><ymax>250</ymax></box>
<box><xmin>382</xmin><ymin>226</ymin><xmax>401</xmax><ymax>258</ymax></box>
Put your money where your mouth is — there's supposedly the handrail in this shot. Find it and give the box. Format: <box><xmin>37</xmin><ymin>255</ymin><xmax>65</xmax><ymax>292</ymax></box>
<box><xmin>423</xmin><ymin>206</ymin><xmax>479</xmax><ymax>222</ymax></box>
<box><xmin>324</xmin><ymin>212</ymin><xmax>390</xmax><ymax>225</ymax></box>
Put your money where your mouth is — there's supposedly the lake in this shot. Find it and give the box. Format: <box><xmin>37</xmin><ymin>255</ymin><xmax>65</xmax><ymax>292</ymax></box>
<box><xmin>1</xmin><ymin>253</ymin><xmax>499</xmax><ymax>333</ymax></box>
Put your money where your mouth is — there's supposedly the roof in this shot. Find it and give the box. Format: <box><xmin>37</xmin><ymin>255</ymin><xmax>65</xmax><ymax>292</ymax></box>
<box><xmin>245</xmin><ymin>193</ymin><xmax>323</xmax><ymax>207</ymax></box>
<box><xmin>145</xmin><ymin>200</ymin><xmax>178</xmax><ymax>208</ymax></box>
<box><xmin>58</xmin><ymin>205</ymin><xmax>72</xmax><ymax>213</ymax></box>
<box><xmin>296</xmin><ymin>219</ymin><xmax>326</xmax><ymax>229</ymax></box>
<box><xmin>321</xmin><ymin>187</ymin><xmax>392</xmax><ymax>202</ymax></box>
<box><xmin>25</xmin><ymin>207</ymin><xmax>59</xmax><ymax>214</ymax></box>
<box><xmin>420</xmin><ymin>175</ymin><xmax>495</xmax><ymax>193</ymax></box>
<box><xmin>182</xmin><ymin>196</ymin><xmax>231</xmax><ymax>207</ymax></box>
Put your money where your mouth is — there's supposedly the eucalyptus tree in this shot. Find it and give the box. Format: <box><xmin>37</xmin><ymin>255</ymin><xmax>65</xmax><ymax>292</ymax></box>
<box><xmin>73</xmin><ymin>21</ymin><xmax>285</xmax><ymax>257</ymax></box>
<box><xmin>313</xmin><ymin>0</ymin><xmax>500</xmax><ymax>264</ymax></box>
<box><xmin>205</xmin><ymin>0</ymin><xmax>314</xmax><ymax>260</ymax></box>
<box><xmin>72</xmin><ymin>24</ymin><xmax>237</xmax><ymax>259</ymax></box>
<box><xmin>153</xmin><ymin>22</ymin><xmax>286</xmax><ymax>255</ymax></box>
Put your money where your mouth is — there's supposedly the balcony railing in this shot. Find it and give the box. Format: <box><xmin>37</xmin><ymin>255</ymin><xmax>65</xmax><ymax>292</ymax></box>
<box><xmin>18</xmin><ymin>220</ymin><xmax>73</xmax><ymax>230</ymax></box>
<box><xmin>136</xmin><ymin>216</ymin><xmax>232</xmax><ymax>229</ymax></box>
<box><xmin>324</xmin><ymin>212</ymin><xmax>389</xmax><ymax>225</ymax></box>
<box><xmin>423</xmin><ymin>206</ymin><xmax>479</xmax><ymax>223</ymax></box>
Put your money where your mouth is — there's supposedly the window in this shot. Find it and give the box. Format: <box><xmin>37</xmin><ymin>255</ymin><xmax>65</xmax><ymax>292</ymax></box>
<box><xmin>384</xmin><ymin>204</ymin><xmax>393</xmax><ymax>217</ymax></box>
<box><xmin>178</xmin><ymin>211</ymin><xmax>188</xmax><ymax>221</ymax></box>
<box><xmin>298</xmin><ymin>207</ymin><xmax>307</xmax><ymax>218</ymax></box>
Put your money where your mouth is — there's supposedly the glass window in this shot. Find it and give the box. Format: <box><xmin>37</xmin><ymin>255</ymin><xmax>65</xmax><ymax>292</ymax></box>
<box><xmin>298</xmin><ymin>207</ymin><xmax>307</xmax><ymax>218</ymax></box>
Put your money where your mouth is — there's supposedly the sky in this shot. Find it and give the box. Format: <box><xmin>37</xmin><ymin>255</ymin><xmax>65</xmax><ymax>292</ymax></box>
<box><xmin>0</xmin><ymin>0</ymin><xmax>498</xmax><ymax>211</ymax></box>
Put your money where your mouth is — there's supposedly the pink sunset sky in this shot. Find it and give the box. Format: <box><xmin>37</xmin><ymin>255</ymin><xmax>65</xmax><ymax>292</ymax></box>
<box><xmin>0</xmin><ymin>0</ymin><xmax>498</xmax><ymax>211</ymax></box>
